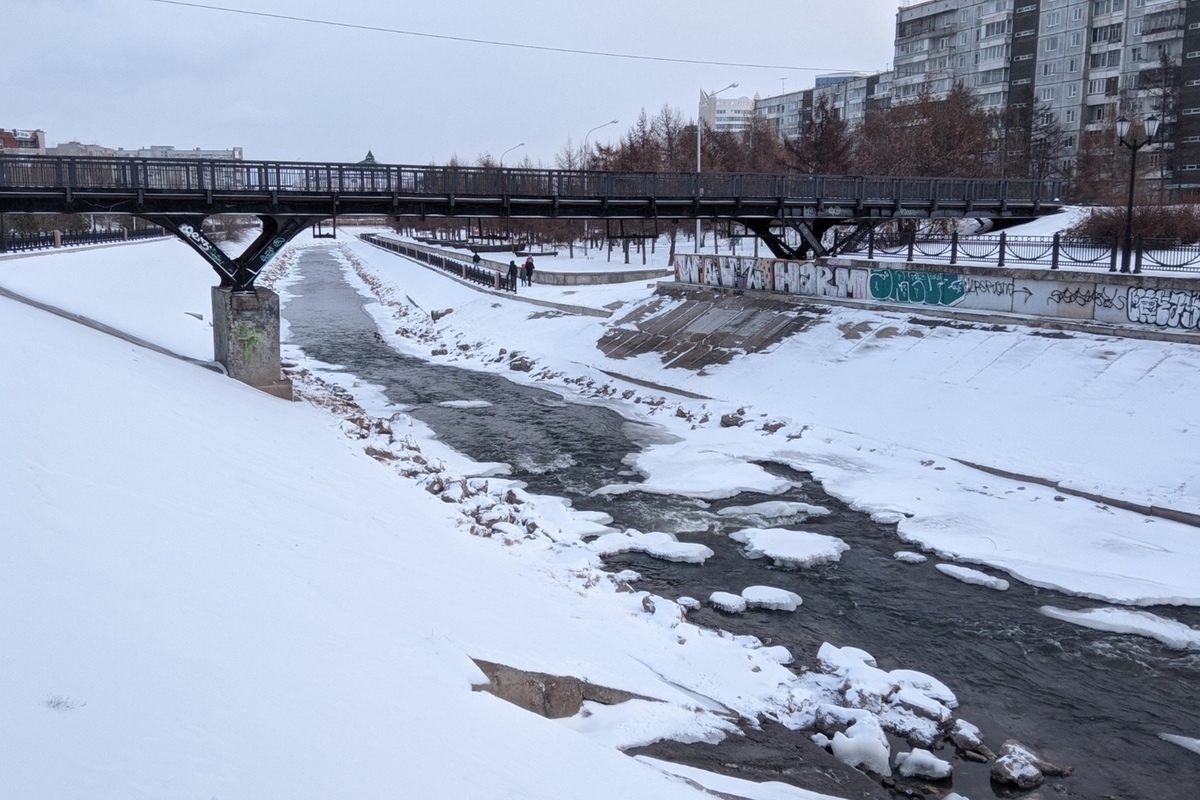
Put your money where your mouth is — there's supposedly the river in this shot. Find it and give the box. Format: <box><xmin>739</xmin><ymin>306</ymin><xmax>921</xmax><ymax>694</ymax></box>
<box><xmin>282</xmin><ymin>247</ymin><xmax>1200</xmax><ymax>800</ymax></box>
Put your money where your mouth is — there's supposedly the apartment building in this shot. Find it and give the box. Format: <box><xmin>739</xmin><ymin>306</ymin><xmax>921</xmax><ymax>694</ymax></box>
<box><xmin>749</xmin><ymin>0</ymin><xmax>1198</xmax><ymax>184</ymax></box>
<box><xmin>0</xmin><ymin>128</ymin><xmax>46</xmax><ymax>155</ymax></box>
<box><xmin>699</xmin><ymin>90</ymin><xmax>756</xmax><ymax>134</ymax></box>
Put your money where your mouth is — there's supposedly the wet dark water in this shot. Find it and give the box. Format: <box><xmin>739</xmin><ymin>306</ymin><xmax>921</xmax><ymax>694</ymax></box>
<box><xmin>283</xmin><ymin>248</ymin><xmax>1200</xmax><ymax>800</ymax></box>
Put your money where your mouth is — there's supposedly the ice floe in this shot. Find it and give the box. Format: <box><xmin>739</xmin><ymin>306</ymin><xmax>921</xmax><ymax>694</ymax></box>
<box><xmin>436</xmin><ymin>399</ymin><xmax>494</xmax><ymax>409</ymax></box>
<box><xmin>1158</xmin><ymin>733</ymin><xmax>1200</xmax><ymax>756</ymax></box>
<box><xmin>893</xmin><ymin>551</ymin><xmax>928</xmax><ymax>564</ymax></box>
<box><xmin>729</xmin><ymin>528</ymin><xmax>849</xmax><ymax>568</ymax></box>
<box><xmin>935</xmin><ymin>563</ymin><xmax>1010</xmax><ymax>591</ymax></box>
<box><xmin>709</xmin><ymin>591</ymin><xmax>748</xmax><ymax>613</ymax></box>
<box><xmin>741</xmin><ymin>585</ymin><xmax>803</xmax><ymax>612</ymax></box>
<box><xmin>1041</xmin><ymin>606</ymin><xmax>1200</xmax><ymax>650</ymax></box>
<box><xmin>716</xmin><ymin>501</ymin><xmax>830</xmax><ymax>520</ymax></box>
<box><xmin>588</xmin><ymin>530</ymin><xmax>714</xmax><ymax>564</ymax></box>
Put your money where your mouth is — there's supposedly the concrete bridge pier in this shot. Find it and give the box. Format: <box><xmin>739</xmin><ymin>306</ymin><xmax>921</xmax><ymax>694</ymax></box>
<box><xmin>212</xmin><ymin>287</ymin><xmax>293</xmax><ymax>400</ymax></box>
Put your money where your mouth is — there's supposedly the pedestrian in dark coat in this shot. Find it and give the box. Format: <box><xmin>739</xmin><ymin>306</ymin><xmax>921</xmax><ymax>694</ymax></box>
<box><xmin>507</xmin><ymin>260</ymin><xmax>519</xmax><ymax>293</ymax></box>
<box><xmin>523</xmin><ymin>255</ymin><xmax>535</xmax><ymax>287</ymax></box>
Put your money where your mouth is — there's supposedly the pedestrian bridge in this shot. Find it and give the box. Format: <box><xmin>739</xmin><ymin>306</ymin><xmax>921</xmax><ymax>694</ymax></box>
<box><xmin>0</xmin><ymin>154</ymin><xmax>1062</xmax><ymax>398</ymax></box>
<box><xmin>0</xmin><ymin>155</ymin><xmax>1061</xmax><ymax>291</ymax></box>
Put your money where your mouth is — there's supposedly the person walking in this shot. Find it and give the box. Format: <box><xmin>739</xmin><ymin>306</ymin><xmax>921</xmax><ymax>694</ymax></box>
<box><xmin>523</xmin><ymin>255</ymin><xmax>535</xmax><ymax>287</ymax></box>
<box><xmin>507</xmin><ymin>260</ymin><xmax>519</xmax><ymax>293</ymax></box>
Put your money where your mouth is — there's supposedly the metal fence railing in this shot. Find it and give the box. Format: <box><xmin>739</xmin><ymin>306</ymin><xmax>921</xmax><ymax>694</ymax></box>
<box><xmin>840</xmin><ymin>230</ymin><xmax>1200</xmax><ymax>274</ymax></box>
<box><xmin>0</xmin><ymin>227</ymin><xmax>167</xmax><ymax>254</ymax></box>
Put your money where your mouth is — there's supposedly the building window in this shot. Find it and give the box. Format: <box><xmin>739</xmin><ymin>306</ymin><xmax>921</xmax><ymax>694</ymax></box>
<box><xmin>1044</xmin><ymin>11</ymin><xmax>1062</xmax><ymax>28</ymax></box>
<box><xmin>1069</xmin><ymin>58</ymin><xmax>1080</xmax><ymax>72</ymax></box>
<box><xmin>1067</xmin><ymin>84</ymin><xmax>1079</xmax><ymax>98</ymax></box>
<box><xmin>1043</xmin><ymin>62</ymin><xmax>1058</xmax><ymax>76</ymax></box>
<box><xmin>1066</xmin><ymin>108</ymin><xmax>1077</xmax><ymax>122</ymax></box>
<box><xmin>1091</xmin><ymin>24</ymin><xmax>1123</xmax><ymax>45</ymax></box>
<box><xmin>1073</xmin><ymin>7</ymin><xmax>1083</xmax><ymax>21</ymax></box>
<box><xmin>1183</xmin><ymin>108</ymin><xmax>1200</xmax><ymax>116</ymax></box>
<box><xmin>1044</xmin><ymin>36</ymin><xmax>1060</xmax><ymax>52</ymax></box>
<box><xmin>1070</xmin><ymin>32</ymin><xmax>1082</xmax><ymax>48</ymax></box>
<box><xmin>1041</xmin><ymin>87</ymin><xmax>1056</xmax><ymax>101</ymax></box>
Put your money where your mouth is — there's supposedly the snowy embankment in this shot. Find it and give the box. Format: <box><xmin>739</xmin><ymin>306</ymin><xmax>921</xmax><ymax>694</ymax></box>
<box><xmin>341</xmin><ymin>232</ymin><xmax>1200</xmax><ymax>608</ymax></box>
<box><xmin>6</xmin><ymin>228</ymin><xmax>1200</xmax><ymax>796</ymax></box>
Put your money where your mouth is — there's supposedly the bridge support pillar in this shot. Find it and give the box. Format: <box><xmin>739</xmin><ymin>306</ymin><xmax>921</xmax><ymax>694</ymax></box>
<box><xmin>212</xmin><ymin>287</ymin><xmax>293</xmax><ymax>400</ymax></box>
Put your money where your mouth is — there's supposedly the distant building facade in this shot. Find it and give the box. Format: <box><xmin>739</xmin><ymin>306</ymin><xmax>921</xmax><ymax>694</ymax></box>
<box><xmin>0</xmin><ymin>128</ymin><xmax>46</xmax><ymax>155</ymax></box>
<box><xmin>113</xmin><ymin>145</ymin><xmax>244</xmax><ymax>160</ymax></box>
<box><xmin>699</xmin><ymin>90</ymin><xmax>756</xmax><ymax>134</ymax></box>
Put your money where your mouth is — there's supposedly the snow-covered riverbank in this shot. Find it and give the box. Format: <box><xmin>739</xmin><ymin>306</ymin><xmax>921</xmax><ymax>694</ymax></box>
<box><xmin>3</xmin><ymin>230</ymin><xmax>1198</xmax><ymax>799</ymax></box>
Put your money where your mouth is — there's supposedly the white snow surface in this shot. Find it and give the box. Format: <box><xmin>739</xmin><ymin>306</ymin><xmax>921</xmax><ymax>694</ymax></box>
<box><xmin>710</xmin><ymin>591</ymin><xmax>749</xmax><ymax>613</ymax></box>
<box><xmin>717</xmin><ymin>501</ymin><xmax>831</xmax><ymax>519</ymax></box>
<box><xmin>438</xmin><ymin>399</ymin><xmax>494</xmax><ymax>409</ymax></box>
<box><xmin>936</xmin><ymin>564</ymin><xmax>1011</xmax><ymax>591</ymax></box>
<box><xmin>6</xmin><ymin>226</ymin><xmax>1200</xmax><ymax>795</ymax></box>
<box><xmin>730</xmin><ymin>528</ymin><xmax>850</xmax><ymax>568</ymax></box>
<box><xmin>894</xmin><ymin>551</ymin><xmax>928</xmax><ymax>564</ymax></box>
<box><xmin>1041</xmin><ymin>606</ymin><xmax>1200</xmax><ymax>650</ymax></box>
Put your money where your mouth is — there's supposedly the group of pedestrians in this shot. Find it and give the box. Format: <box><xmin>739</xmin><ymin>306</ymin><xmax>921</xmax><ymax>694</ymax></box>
<box><xmin>505</xmin><ymin>255</ymin><xmax>535</xmax><ymax>293</ymax></box>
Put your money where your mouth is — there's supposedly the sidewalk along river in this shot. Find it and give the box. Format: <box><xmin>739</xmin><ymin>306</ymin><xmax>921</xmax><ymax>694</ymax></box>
<box><xmin>282</xmin><ymin>247</ymin><xmax>1200</xmax><ymax>800</ymax></box>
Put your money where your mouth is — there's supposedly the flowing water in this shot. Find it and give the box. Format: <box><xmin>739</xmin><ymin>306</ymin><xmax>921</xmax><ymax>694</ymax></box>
<box><xmin>283</xmin><ymin>248</ymin><xmax>1200</xmax><ymax>800</ymax></box>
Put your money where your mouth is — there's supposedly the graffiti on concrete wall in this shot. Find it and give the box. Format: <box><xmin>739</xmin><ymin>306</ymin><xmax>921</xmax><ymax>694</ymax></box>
<box><xmin>1126</xmin><ymin>288</ymin><xmax>1200</xmax><ymax>330</ymax></box>
<box><xmin>672</xmin><ymin>254</ymin><xmax>1200</xmax><ymax>334</ymax></box>
<box><xmin>869</xmin><ymin>269</ymin><xmax>965</xmax><ymax>307</ymax></box>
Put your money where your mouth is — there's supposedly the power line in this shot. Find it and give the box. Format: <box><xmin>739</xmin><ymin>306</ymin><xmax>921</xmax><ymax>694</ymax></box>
<box><xmin>146</xmin><ymin>0</ymin><xmax>855</xmax><ymax>73</ymax></box>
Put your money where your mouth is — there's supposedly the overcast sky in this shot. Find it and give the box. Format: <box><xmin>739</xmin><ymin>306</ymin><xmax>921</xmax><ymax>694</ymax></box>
<box><xmin>6</xmin><ymin>0</ymin><xmax>899</xmax><ymax>166</ymax></box>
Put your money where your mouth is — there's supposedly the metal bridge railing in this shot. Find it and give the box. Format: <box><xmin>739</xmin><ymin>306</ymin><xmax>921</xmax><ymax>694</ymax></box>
<box><xmin>843</xmin><ymin>230</ymin><xmax>1200</xmax><ymax>274</ymax></box>
<box><xmin>0</xmin><ymin>155</ymin><xmax>1062</xmax><ymax>208</ymax></box>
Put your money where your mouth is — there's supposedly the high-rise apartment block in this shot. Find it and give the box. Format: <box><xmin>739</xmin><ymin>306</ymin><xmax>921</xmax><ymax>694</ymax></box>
<box><xmin>752</xmin><ymin>0</ymin><xmax>1200</xmax><ymax>186</ymax></box>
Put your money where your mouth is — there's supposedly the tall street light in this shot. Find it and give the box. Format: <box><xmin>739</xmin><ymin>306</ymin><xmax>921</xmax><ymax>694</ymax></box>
<box><xmin>583</xmin><ymin>119</ymin><xmax>619</xmax><ymax>166</ymax></box>
<box><xmin>1116</xmin><ymin>114</ymin><xmax>1159</xmax><ymax>274</ymax></box>
<box><xmin>582</xmin><ymin>120</ymin><xmax>618</xmax><ymax>257</ymax></box>
<box><xmin>500</xmin><ymin>142</ymin><xmax>525</xmax><ymax>168</ymax></box>
<box><xmin>696</xmin><ymin>82</ymin><xmax>739</xmax><ymax>253</ymax></box>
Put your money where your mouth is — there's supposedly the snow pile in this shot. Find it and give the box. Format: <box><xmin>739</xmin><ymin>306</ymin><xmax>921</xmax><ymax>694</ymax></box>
<box><xmin>589</xmin><ymin>530</ymin><xmax>715</xmax><ymax>564</ymax></box>
<box><xmin>894</xmin><ymin>747</ymin><xmax>953</xmax><ymax>779</ymax></box>
<box><xmin>559</xmin><ymin>699</ymin><xmax>739</xmax><ymax>750</ymax></box>
<box><xmin>729</xmin><ymin>528</ymin><xmax>849</xmax><ymax>568</ymax></box>
<box><xmin>1041</xmin><ymin>606</ymin><xmax>1200</xmax><ymax>650</ymax></box>
<box><xmin>741</xmin><ymin>585</ymin><xmax>803</xmax><ymax>612</ymax></box>
<box><xmin>935</xmin><ymin>563</ymin><xmax>1010</xmax><ymax>591</ymax></box>
<box><xmin>709</xmin><ymin>592</ymin><xmax>748</xmax><ymax>613</ymax></box>
<box><xmin>894</xmin><ymin>551</ymin><xmax>928</xmax><ymax>564</ymax></box>
<box><xmin>827</xmin><ymin>712</ymin><xmax>892</xmax><ymax>776</ymax></box>
<box><xmin>811</xmin><ymin>644</ymin><xmax>961</xmax><ymax>750</ymax></box>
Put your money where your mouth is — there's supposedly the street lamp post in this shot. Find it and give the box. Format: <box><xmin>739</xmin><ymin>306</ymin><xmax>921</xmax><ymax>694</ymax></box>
<box><xmin>1116</xmin><ymin>114</ymin><xmax>1160</xmax><ymax>274</ymax></box>
<box><xmin>499</xmin><ymin>142</ymin><xmax>525</xmax><ymax>168</ymax></box>
<box><xmin>696</xmin><ymin>82</ymin><xmax>739</xmax><ymax>253</ymax></box>
<box><xmin>582</xmin><ymin>120</ymin><xmax>618</xmax><ymax>256</ymax></box>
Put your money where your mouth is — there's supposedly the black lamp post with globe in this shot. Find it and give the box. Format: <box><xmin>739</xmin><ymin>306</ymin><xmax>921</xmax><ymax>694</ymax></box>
<box><xmin>1115</xmin><ymin>113</ymin><xmax>1160</xmax><ymax>274</ymax></box>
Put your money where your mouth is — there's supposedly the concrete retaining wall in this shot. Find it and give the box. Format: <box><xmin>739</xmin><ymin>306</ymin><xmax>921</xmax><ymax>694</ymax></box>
<box><xmin>671</xmin><ymin>253</ymin><xmax>1200</xmax><ymax>334</ymax></box>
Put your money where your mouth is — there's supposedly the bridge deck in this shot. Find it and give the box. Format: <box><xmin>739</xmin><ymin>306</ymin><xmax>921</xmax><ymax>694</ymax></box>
<box><xmin>0</xmin><ymin>155</ymin><xmax>1062</xmax><ymax>221</ymax></box>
